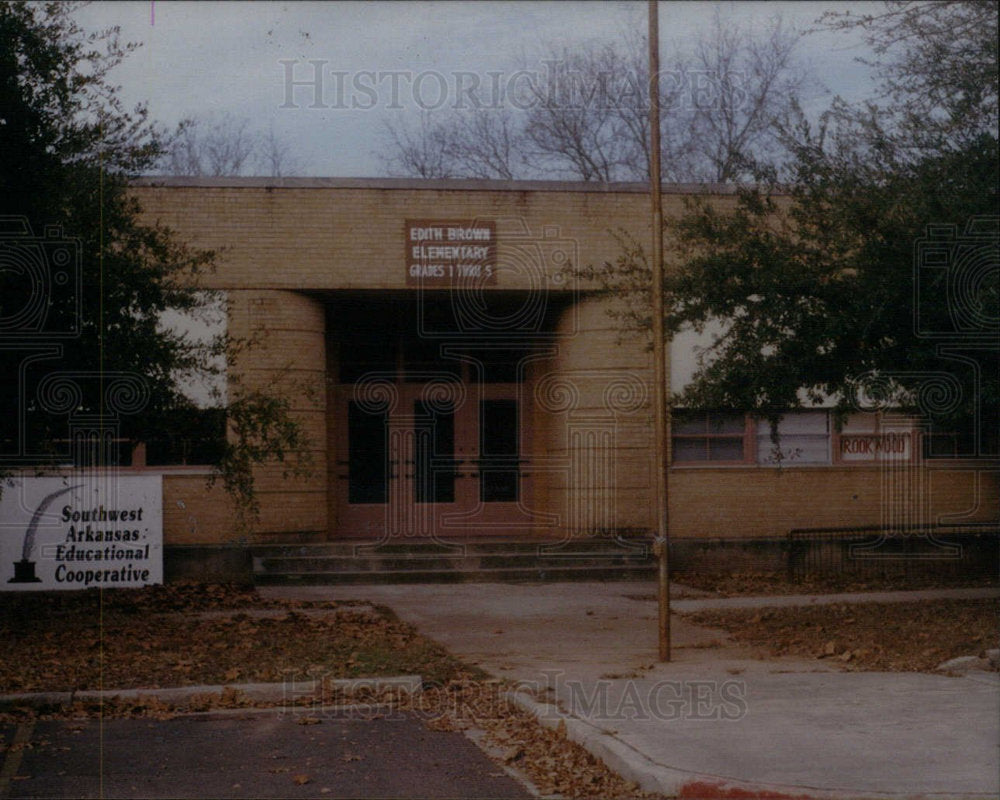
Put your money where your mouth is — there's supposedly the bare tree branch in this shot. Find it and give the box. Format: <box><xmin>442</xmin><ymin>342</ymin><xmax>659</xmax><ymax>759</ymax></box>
<box><xmin>261</xmin><ymin>125</ymin><xmax>301</xmax><ymax>177</ymax></box>
<box><xmin>377</xmin><ymin>15</ymin><xmax>811</xmax><ymax>185</ymax></box>
<box><xmin>378</xmin><ymin>111</ymin><xmax>454</xmax><ymax>179</ymax></box>
<box><xmin>158</xmin><ymin>115</ymin><xmax>299</xmax><ymax>177</ymax></box>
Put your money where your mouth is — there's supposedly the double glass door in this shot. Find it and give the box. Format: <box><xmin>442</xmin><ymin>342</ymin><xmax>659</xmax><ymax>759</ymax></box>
<box><xmin>336</xmin><ymin>380</ymin><xmax>529</xmax><ymax>539</ymax></box>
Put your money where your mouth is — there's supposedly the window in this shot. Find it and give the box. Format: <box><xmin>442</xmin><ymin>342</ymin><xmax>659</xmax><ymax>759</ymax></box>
<box><xmin>919</xmin><ymin>410</ymin><xmax>999</xmax><ymax>459</ymax></box>
<box><xmin>670</xmin><ymin>408</ymin><xmax>981</xmax><ymax>466</ymax></box>
<box><xmin>144</xmin><ymin>408</ymin><xmax>227</xmax><ymax>466</ymax></box>
<box><xmin>333</xmin><ymin>298</ymin><xmax>528</xmax><ymax>385</ymax></box>
<box><xmin>339</xmin><ymin>328</ymin><xmax>396</xmax><ymax>383</ymax></box>
<box><xmin>480</xmin><ymin>399</ymin><xmax>519</xmax><ymax>501</ymax></box>
<box><xmin>464</xmin><ymin>348</ymin><xmax>528</xmax><ymax>384</ymax></box>
<box><xmin>347</xmin><ymin>401</ymin><xmax>387</xmax><ymax>504</ymax></box>
<box><xmin>923</xmin><ymin>430</ymin><xmax>971</xmax><ymax>458</ymax></box>
<box><xmin>671</xmin><ymin>411</ymin><xmax>748</xmax><ymax>463</ymax></box>
<box><xmin>672</xmin><ymin>409</ymin><xmax>833</xmax><ymax>466</ymax></box>
<box><xmin>756</xmin><ymin>412</ymin><xmax>830</xmax><ymax>465</ymax></box>
<box><xmin>414</xmin><ymin>400</ymin><xmax>456</xmax><ymax>504</ymax></box>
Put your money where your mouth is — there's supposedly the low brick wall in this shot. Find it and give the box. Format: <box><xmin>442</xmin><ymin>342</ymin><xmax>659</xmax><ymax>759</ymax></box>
<box><xmin>164</xmin><ymin>545</ymin><xmax>253</xmax><ymax>584</ymax></box>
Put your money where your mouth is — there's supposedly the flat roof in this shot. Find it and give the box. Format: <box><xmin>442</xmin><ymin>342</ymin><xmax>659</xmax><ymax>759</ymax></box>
<box><xmin>132</xmin><ymin>175</ymin><xmax>739</xmax><ymax>194</ymax></box>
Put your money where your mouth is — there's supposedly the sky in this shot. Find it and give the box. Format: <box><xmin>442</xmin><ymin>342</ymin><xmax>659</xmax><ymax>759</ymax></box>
<box><xmin>66</xmin><ymin>0</ymin><xmax>888</xmax><ymax>395</ymax></box>
<box><xmin>72</xmin><ymin>0</ymin><xmax>885</xmax><ymax>177</ymax></box>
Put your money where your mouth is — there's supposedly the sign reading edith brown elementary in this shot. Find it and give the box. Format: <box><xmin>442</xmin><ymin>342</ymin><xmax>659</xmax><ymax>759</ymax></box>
<box><xmin>406</xmin><ymin>219</ymin><xmax>497</xmax><ymax>286</ymax></box>
<box><xmin>1</xmin><ymin>476</ymin><xmax>163</xmax><ymax>591</ymax></box>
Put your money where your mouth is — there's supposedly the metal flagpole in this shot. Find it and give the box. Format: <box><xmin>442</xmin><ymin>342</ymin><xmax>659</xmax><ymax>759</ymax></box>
<box><xmin>648</xmin><ymin>0</ymin><xmax>671</xmax><ymax>662</ymax></box>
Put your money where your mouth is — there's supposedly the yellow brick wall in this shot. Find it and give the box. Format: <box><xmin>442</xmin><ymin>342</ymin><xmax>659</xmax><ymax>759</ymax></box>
<box><xmin>669</xmin><ymin>464</ymin><xmax>999</xmax><ymax>539</ymax></box>
<box><xmin>169</xmin><ymin>289</ymin><xmax>328</xmax><ymax>543</ymax></box>
<box><xmin>162</xmin><ymin>474</ymin><xmax>237</xmax><ymax>545</ymax></box>
<box><xmin>532</xmin><ymin>298</ymin><xmax>655</xmax><ymax>538</ymax></box>
<box><xmin>132</xmin><ymin>182</ymin><xmax>725</xmax><ymax>292</ymax></box>
<box><xmin>130</xmin><ymin>181</ymin><xmax>996</xmax><ymax>544</ymax></box>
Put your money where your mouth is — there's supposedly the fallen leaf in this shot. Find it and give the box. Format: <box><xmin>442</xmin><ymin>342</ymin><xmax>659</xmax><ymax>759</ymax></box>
<box><xmin>502</xmin><ymin>746</ymin><xmax>523</xmax><ymax>763</ymax></box>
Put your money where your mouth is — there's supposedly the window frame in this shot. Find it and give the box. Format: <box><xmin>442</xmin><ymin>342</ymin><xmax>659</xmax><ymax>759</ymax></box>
<box><xmin>670</xmin><ymin>411</ymin><xmax>754</xmax><ymax>466</ymax></box>
<box><xmin>669</xmin><ymin>409</ymin><xmax>931</xmax><ymax>468</ymax></box>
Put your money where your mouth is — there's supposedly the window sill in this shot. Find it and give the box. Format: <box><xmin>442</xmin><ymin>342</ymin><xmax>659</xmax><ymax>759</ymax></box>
<box><xmin>17</xmin><ymin>465</ymin><xmax>217</xmax><ymax>476</ymax></box>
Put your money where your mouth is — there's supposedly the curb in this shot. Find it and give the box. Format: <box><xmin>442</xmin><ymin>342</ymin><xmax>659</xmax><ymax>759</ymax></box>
<box><xmin>504</xmin><ymin>691</ymin><xmax>993</xmax><ymax>800</ymax></box>
<box><xmin>0</xmin><ymin>675</ymin><xmax>424</xmax><ymax>709</ymax></box>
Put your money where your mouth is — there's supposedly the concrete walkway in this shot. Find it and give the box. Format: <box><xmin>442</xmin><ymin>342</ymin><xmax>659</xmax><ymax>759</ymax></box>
<box><xmin>261</xmin><ymin>582</ymin><xmax>1000</xmax><ymax>799</ymax></box>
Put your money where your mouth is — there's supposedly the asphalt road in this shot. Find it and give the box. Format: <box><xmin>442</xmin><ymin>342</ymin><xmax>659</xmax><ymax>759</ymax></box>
<box><xmin>1</xmin><ymin>709</ymin><xmax>532</xmax><ymax>799</ymax></box>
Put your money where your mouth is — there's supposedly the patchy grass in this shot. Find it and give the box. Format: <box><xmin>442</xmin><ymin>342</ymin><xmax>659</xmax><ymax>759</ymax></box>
<box><xmin>676</xmin><ymin>569</ymin><xmax>998</xmax><ymax>597</ymax></box>
<box><xmin>684</xmin><ymin>598</ymin><xmax>998</xmax><ymax>672</ymax></box>
<box><xmin>0</xmin><ymin>583</ymin><xmax>479</xmax><ymax>693</ymax></box>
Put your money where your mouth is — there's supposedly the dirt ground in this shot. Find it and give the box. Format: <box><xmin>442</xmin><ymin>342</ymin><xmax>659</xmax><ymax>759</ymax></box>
<box><xmin>684</xmin><ymin>597</ymin><xmax>998</xmax><ymax>672</ymax></box>
<box><xmin>676</xmin><ymin>569</ymin><xmax>998</xmax><ymax>597</ymax></box>
<box><xmin>0</xmin><ymin>584</ymin><xmax>474</xmax><ymax>692</ymax></box>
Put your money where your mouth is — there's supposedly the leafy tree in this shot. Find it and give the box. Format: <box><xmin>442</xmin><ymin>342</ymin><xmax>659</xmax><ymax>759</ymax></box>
<box><xmin>578</xmin><ymin>0</ymin><xmax>998</xmax><ymax>449</ymax></box>
<box><xmin>0</xmin><ymin>1</ymin><xmax>309</xmax><ymax>517</ymax></box>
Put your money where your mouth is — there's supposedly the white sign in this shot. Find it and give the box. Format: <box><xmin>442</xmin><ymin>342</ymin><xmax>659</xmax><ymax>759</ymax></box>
<box><xmin>839</xmin><ymin>433</ymin><xmax>912</xmax><ymax>462</ymax></box>
<box><xmin>1</xmin><ymin>476</ymin><xmax>163</xmax><ymax>591</ymax></box>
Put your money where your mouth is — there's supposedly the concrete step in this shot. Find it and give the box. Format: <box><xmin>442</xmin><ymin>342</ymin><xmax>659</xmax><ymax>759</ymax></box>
<box><xmin>251</xmin><ymin>539</ymin><xmax>654</xmax><ymax>584</ymax></box>
<box><xmin>251</xmin><ymin>538</ymin><xmax>650</xmax><ymax>559</ymax></box>
<box><xmin>256</xmin><ymin>552</ymin><xmax>651</xmax><ymax>573</ymax></box>
<box><xmin>253</xmin><ymin>562</ymin><xmax>657</xmax><ymax>585</ymax></box>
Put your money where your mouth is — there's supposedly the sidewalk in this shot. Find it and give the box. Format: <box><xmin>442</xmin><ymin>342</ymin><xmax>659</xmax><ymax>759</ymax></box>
<box><xmin>261</xmin><ymin>582</ymin><xmax>1000</xmax><ymax>799</ymax></box>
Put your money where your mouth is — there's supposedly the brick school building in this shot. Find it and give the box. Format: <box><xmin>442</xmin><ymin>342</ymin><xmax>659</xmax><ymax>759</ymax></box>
<box><xmin>129</xmin><ymin>177</ymin><xmax>997</xmax><ymax>576</ymax></box>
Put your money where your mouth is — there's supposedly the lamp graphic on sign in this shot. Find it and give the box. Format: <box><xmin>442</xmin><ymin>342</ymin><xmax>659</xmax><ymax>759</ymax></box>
<box><xmin>8</xmin><ymin>484</ymin><xmax>80</xmax><ymax>583</ymax></box>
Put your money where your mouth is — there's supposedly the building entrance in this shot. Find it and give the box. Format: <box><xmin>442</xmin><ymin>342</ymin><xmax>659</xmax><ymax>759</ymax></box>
<box><xmin>329</xmin><ymin>294</ymin><xmax>544</xmax><ymax>540</ymax></box>
<box><xmin>335</xmin><ymin>380</ymin><xmax>529</xmax><ymax>539</ymax></box>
